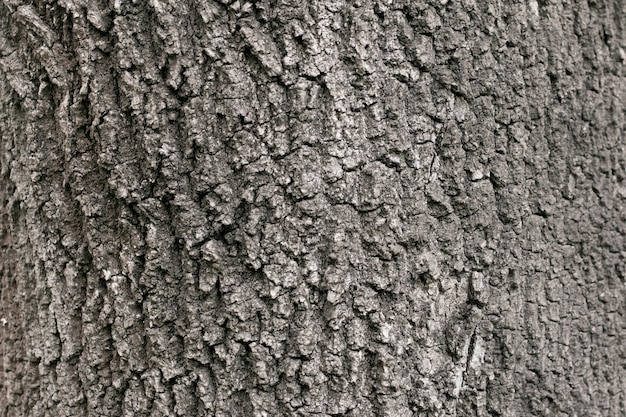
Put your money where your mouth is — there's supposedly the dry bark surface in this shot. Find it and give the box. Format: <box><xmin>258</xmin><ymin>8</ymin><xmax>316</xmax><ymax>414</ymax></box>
<box><xmin>0</xmin><ymin>0</ymin><xmax>625</xmax><ymax>416</ymax></box>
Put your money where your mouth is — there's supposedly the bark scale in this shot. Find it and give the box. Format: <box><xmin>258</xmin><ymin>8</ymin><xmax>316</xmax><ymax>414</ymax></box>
<box><xmin>0</xmin><ymin>0</ymin><xmax>624</xmax><ymax>416</ymax></box>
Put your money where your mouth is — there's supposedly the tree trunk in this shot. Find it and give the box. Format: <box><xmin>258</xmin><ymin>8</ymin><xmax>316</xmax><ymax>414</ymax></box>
<box><xmin>0</xmin><ymin>0</ymin><xmax>624</xmax><ymax>415</ymax></box>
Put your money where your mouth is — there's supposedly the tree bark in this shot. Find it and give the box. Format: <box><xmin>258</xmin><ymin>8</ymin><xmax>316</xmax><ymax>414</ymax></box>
<box><xmin>0</xmin><ymin>0</ymin><xmax>625</xmax><ymax>415</ymax></box>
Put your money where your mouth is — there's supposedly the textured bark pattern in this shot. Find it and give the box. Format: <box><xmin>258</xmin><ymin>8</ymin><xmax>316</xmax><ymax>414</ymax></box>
<box><xmin>0</xmin><ymin>0</ymin><xmax>625</xmax><ymax>416</ymax></box>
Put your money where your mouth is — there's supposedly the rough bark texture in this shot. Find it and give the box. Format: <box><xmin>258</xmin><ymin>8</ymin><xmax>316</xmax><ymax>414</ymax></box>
<box><xmin>0</xmin><ymin>0</ymin><xmax>625</xmax><ymax>416</ymax></box>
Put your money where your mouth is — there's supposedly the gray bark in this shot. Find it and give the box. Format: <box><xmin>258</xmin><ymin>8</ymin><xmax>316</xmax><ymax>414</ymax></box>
<box><xmin>0</xmin><ymin>0</ymin><xmax>625</xmax><ymax>416</ymax></box>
